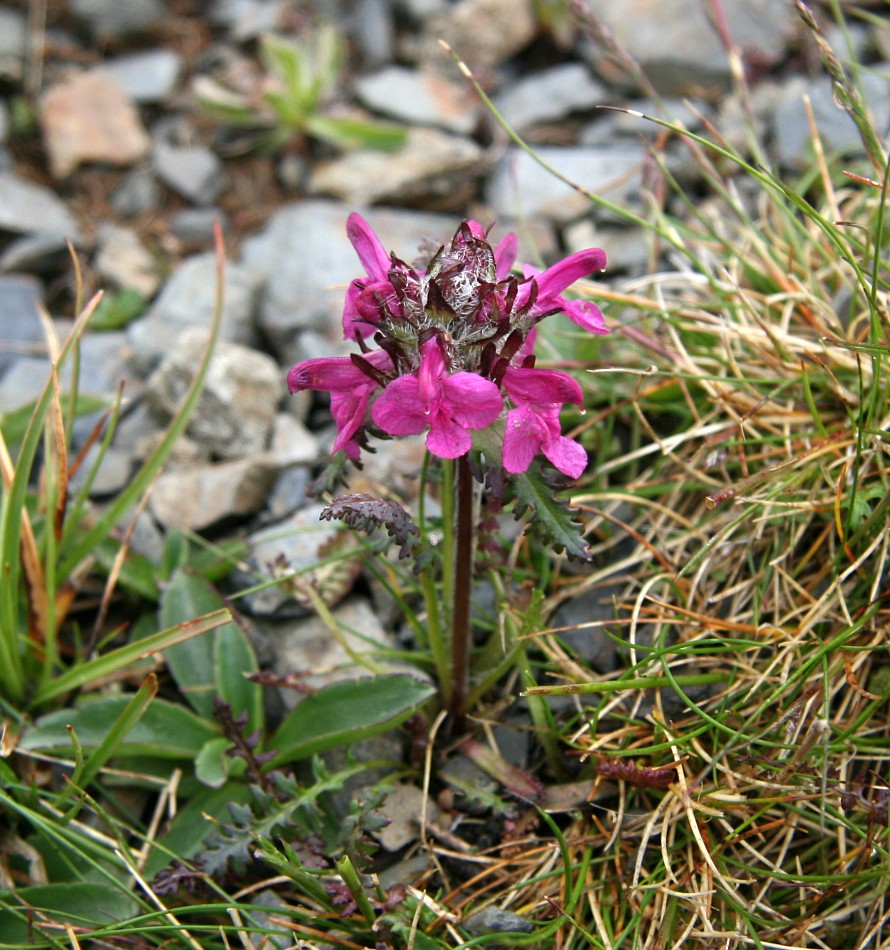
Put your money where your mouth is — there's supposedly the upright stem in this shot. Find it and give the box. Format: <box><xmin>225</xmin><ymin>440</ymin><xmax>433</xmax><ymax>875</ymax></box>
<box><xmin>449</xmin><ymin>454</ymin><xmax>474</xmax><ymax>728</ymax></box>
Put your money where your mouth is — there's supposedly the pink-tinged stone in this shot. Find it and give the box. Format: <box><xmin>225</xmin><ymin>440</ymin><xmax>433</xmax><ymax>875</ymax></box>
<box><xmin>39</xmin><ymin>71</ymin><xmax>151</xmax><ymax>178</ymax></box>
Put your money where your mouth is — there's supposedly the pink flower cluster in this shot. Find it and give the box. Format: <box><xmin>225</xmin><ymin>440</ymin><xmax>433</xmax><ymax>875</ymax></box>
<box><xmin>287</xmin><ymin>214</ymin><xmax>607</xmax><ymax>479</ymax></box>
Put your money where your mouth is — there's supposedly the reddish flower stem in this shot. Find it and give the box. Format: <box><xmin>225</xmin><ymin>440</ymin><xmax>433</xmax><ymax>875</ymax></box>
<box><xmin>449</xmin><ymin>454</ymin><xmax>474</xmax><ymax>729</ymax></box>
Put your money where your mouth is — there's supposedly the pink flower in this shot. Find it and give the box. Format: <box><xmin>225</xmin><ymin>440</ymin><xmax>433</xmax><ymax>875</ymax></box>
<box><xmin>372</xmin><ymin>338</ymin><xmax>503</xmax><ymax>459</ymax></box>
<box><xmin>502</xmin><ymin>366</ymin><xmax>587</xmax><ymax>478</ymax></box>
<box><xmin>288</xmin><ymin>350</ymin><xmax>392</xmax><ymax>459</ymax></box>
<box><xmin>342</xmin><ymin>212</ymin><xmax>396</xmax><ymax>340</ymax></box>
<box><xmin>518</xmin><ymin>248</ymin><xmax>608</xmax><ymax>335</ymax></box>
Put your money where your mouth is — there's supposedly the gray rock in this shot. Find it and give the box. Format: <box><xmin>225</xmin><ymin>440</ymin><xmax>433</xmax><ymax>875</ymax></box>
<box><xmin>486</xmin><ymin>145</ymin><xmax>646</xmax><ymax>224</ymax></box>
<box><xmin>352</xmin><ymin>0</ymin><xmax>396</xmax><ymax>67</ymax></box>
<box><xmin>548</xmin><ymin>585</ymin><xmax>624</xmax><ymax>674</ymax></box>
<box><xmin>0</xmin><ymin>234</ymin><xmax>74</xmax><ymax>273</ymax></box>
<box><xmin>0</xmin><ymin>7</ymin><xmax>26</xmax><ymax>83</ymax></box>
<box><xmin>0</xmin><ymin>172</ymin><xmax>83</xmax><ymax>243</ymax></box>
<box><xmin>70</xmin><ymin>0</ymin><xmax>167</xmax><ymax>39</ymax></box>
<box><xmin>39</xmin><ymin>72</ymin><xmax>152</xmax><ymax>179</ymax></box>
<box><xmin>168</xmin><ymin>208</ymin><xmax>227</xmax><ymax>245</ymax></box>
<box><xmin>0</xmin><ymin>274</ymin><xmax>45</xmax><ymax>378</ymax></box>
<box><xmin>210</xmin><ymin>0</ymin><xmax>290</xmax><ymax>40</ymax></box>
<box><xmin>372</xmin><ymin>784</ymin><xmax>441</xmax><ymax>852</ymax></box>
<box><xmin>241</xmin><ymin>200</ymin><xmax>455</xmax><ymax>351</ymax></box>
<box><xmin>153</xmin><ymin>142</ymin><xmax>224</xmax><ymax>205</ymax></box>
<box><xmin>308</xmin><ymin>126</ymin><xmax>490</xmax><ymax>206</ymax></box>
<box><xmin>127</xmin><ymin>252</ymin><xmax>264</xmax><ymax>374</ymax></box>
<box><xmin>355</xmin><ymin>66</ymin><xmax>477</xmax><ymax>134</ymax></box>
<box><xmin>420</xmin><ymin>0</ymin><xmax>537</xmax><ymax>70</ymax></box>
<box><xmin>0</xmin><ymin>357</ymin><xmax>49</xmax><ymax>412</ymax></box>
<box><xmin>95</xmin><ymin>224</ymin><xmax>160</xmax><ymax>297</ymax></box>
<box><xmin>581</xmin><ymin>0</ymin><xmax>795</xmax><ymax>96</ymax></box>
<box><xmin>67</xmin><ymin>329</ymin><xmax>135</xmax><ymax>399</ymax></box>
<box><xmin>98</xmin><ymin>49</ymin><xmax>183</xmax><ymax>103</ymax></box>
<box><xmin>236</xmin><ymin>504</ymin><xmax>343</xmax><ymax>616</ymax></box>
<box><xmin>111</xmin><ymin>167</ymin><xmax>162</xmax><ymax>219</ymax></box>
<box><xmin>265</xmin><ymin>465</ymin><xmax>311</xmax><ymax>522</ymax></box>
<box><xmin>493</xmin><ymin>63</ymin><xmax>607</xmax><ymax>132</ymax></box>
<box><xmin>464</xmin><ymin>907</ymin><xmax>534</xmax><ymax>939</ymax></box>
<box><xmin>259</xmin><ymin>597</ymin><xmax>398</xmax><ymax>704</ymax></box>
<box><xmin>149</xmin><ymin>455</ymin><xmax>278</xmax><ymax>531</ymax></box>
<box><xmin>125</xmin><ymin>508</ymin><xmax>166</xmax><ymax>564</ymax></box>
<box><xmin>146</xmin><ymin>330</ymin><xmax>284</xmax><ymax>460</ymax></box>
<box><xmin>563</xmin><ymin>219</ymin><xmax>649</xmax><ymax>274</ymax></box>
<box><xmin>69</xmin><ymin>443</ymin><xmax>134</xmax><ymax>497</ymax></box>
<box><xmin>772</xmin><ymin>71</ymin><xmax>890</xmax><ymax>167</ymax></box>
<box><xmin>269</xmin><ymin>412</ymin><xmax>319</xmax><ymax>468</ymax></box>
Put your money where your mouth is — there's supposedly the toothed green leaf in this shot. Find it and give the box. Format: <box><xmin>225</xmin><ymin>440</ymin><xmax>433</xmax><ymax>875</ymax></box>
<box><xmin>510</xmin><ymin>463</ymin><xmax>592</xmax><ymax>562</ymax></box>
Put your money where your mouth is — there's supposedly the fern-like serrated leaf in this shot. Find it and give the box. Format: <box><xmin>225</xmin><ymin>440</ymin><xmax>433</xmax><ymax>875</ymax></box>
<box><xmin>321</xmin><ymin>493</ymin><xmax>420</xmax><ymax>560</ymax></box>
<box><xmin>509</xmin><ymin>464</ymin><xmax>592</xmax><ymax>562</ymax></box>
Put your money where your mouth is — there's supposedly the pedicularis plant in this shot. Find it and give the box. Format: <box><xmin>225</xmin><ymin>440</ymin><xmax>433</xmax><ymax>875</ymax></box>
<box><xmin>288</xmin><ymin>214</ymin><xmax>608</xmax><ymax>724</ymax></box>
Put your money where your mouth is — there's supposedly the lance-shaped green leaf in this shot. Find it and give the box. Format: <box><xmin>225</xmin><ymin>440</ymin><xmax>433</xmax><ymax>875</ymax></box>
<box><xmin>269</xmin><ymin>674</ymin><xmax>435</xmax><ymax>766</ymax></box>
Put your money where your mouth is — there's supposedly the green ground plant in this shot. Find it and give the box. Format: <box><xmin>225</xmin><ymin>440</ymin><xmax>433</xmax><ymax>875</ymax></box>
<box><xmin>194</xmin><ymin>24</ymin><xmax>406</xmax><ymax>154</ymax></box>
<box><xmin>3</xmin><ymin>2</ymin><xmax>890</xmax><ymax>948</ymax></box>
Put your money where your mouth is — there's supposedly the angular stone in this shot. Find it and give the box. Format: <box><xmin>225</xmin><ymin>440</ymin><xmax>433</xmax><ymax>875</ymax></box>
<box><xmin>98</xmin><ymin>49</ymin><xmax>183</xmax><ymax>103</ymax></box>
<box><xmin>0</xmin><ymin>7</ymin><xmax>26</xmax><ymax>83</ymax></box>
<box><xmin>269</xmin><ymin>412</ymin><xmax>319</xmax><ymax>468</ymax></box>
<box><xmin>355</xmin><ymin>66</ymin><xmax>477</xmax><ymax>134</ymax></box>
<box><xmin>261</xmin><ymin>598</ymin><xmax>393</xmax><ymax>701</ymax></box>
<box><xmin>0</xmin><ymin>356</ymin><xmax>49</xmax><ymax>411</ymax></box>
<box><xmin>39</xmin><ymin>72</ymin><xmax>151</xmax><ymax>179</ymax></box>
<box><xmin>0</xmin><ymin>274</ymin><xmax>44</xmax><ymax>378</ymax></box>
<box><xmin>70</xmin><ymin>0</ymin><xmax>166</xmax><ymax>39</ymax></box>
<box><xmin>420</xmin><ymin>0</ymin><xmax>536</xmax><ymax>70</ymax></box>
<box><xmin>486</xmin><ymin>145</ymin><xmax>645</xmax><ymax>224</ymax></box>
<box><xmin>308</xmin><ymin>126</ymin><xmax>489</xmax><ymax>206</ymax></box>
<box><xmin>149</xmin><ymin>456</ymin><xmax>278</xmax><ymax>531</ymax></box>
<box><xmin>0</xmin><ymin>173</ymin><xmax>83</xmax><ymax>242</ymax></box>
<box><xmin>237</xmin><ymin>504</ymin><xmax>344</xmax><ymax>616</ymax></box>
<box><xmin>95</xmin><ymin>224</ymin><xmax>161</xmax><ymax>297</ymax></box>
<box><xmin>127</xmin><ymin>251</ymin><xmax>264</xmax><ymax>373</ymax></box>
<box><xmin>146</xmin><ymin>330</ymin><xmax>284</xmax><ymax>460</ymax></box>
<box><xmin>0</xmin><ymin>234</ymin><xmax>75</xmax><ymax>272</ymax></box>
<box><xmin>153</xmin><ymin>142</ymin><xmax>224</xmax><ymax>205</ymax></box>
<box><xmin>111</xmin><ymin>167</ymin><xmax>162</xmax><ymax>219</ymax></box>
<box><xmin>493</xmin><ymin>63</ymin><xmax>607</xmax><ymax>132</ymax></box>
<box><xmin>581</xmin><ymin>0</ymin><xmax>794</xmax><ymax>96</ymax></box>
<box><xmin>773</xmin><ymin>72</ymin><xmax>890</xmax><ymax>168</ymax></box>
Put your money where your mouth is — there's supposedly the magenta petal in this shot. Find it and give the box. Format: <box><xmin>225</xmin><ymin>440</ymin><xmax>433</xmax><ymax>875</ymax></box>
<box><xmin>288</xmin><ymin>356</ymin><xmax>365</xmax><ymax>393</ymax></box>
<box><xmin>441</xmin><ymin>373</ymin><xmax>503</xmax><ymax>429</ymax></box>
<box><xmin>346</xmin><ymin>212</ymin><xmax>391</xmax><ymax>279</ymax></box>
<box><xmin>426</xmin><ymin>413</ymin><xmax>472</xmax><ymax>458</ymax></box>
<box><xmin>535</xmin><ymin>248</ymin><xmax>607</xmax><ymax>301</ymax></box>
<box><xmin>371</xmin><ymin>376</ymin><xmax>428</xmax><ymax>435</ymax></box>
<box><xmin>544</xmin><ymin>437</ymin><xmax>587</xmax><ymax>479</ymax></box>
<box><xmin>564</xmin><ymin>299</ymin><xmax>609</xmax><ymax>335</ymax></box>
<box><xmin>465</xmin><ymin>220</ymin><xmax>489</xmax><ymax>240</ymax></box>
<box><xmin>502</xmin><ymin>405</ymin><xmax>542</xmax><ymax>474</ymax></box>
<box><xmin>503</xmin><ymin>367</ymin><xmax>583</xmax><ymax>406</ymax></box>
<box><xmin>330</xmin><ymin>390</ymin><xmax>369</xmax><ymax>451</ymax></box>
<box><xmin>342</xmin><ymin>280</ymin><xmax>371</xmax><ymax>339</ymax></box>
<box><xmin>493</xmin><ymin>232</ymin><xmax>518</xmax><ymax>278</ymax></box>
